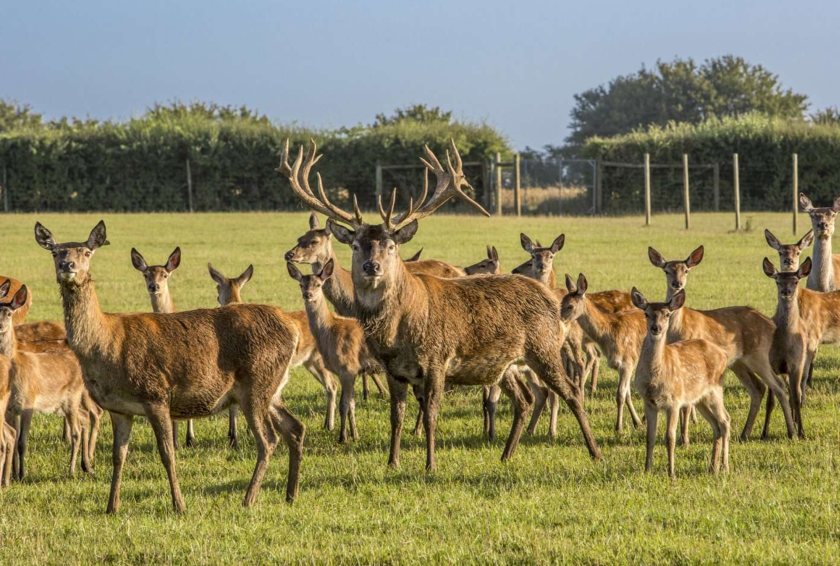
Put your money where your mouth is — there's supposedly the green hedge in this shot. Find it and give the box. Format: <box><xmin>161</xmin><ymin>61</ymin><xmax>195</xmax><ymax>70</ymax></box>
<box><xmin>583</xmin><ymin>114</ymin><xmax>840</xmax><ymax>213</ymax></box>
<box><xmin>0</xmin><ymin>116</ymin><xmax>509</xmax><ymax>212</ymax></box>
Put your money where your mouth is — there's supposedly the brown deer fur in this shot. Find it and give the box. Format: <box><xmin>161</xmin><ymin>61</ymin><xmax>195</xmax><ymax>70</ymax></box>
<box><xmin>763</xmin><ymin>257</ymin><xmax>840</xmax><ymax>437</ymax></box>
<box><xmin>279</xmin><ymin>139</ymin><xmax>601</xmax><ymax>470</ymax></box>
<box><xmin>35</xmin><ymin>220</ymin><xmax>304</xmax><ymax>513</ymax></box>
<box><xmin>208</xmin><ymin>262</ymin><xmax>339</xmax><ymax>435</ymax></box>
<box><xmin>0</xmin><ymin>355</ymin><xmax>11</xmax><ymax>487</ymax></box>
<box><xmin>765</xmin><ymin>228</ymin><xmax>814</xmax><ymax>272</ymax></box>
<box><xmin>0</xmin><ymin>283</ymin><xmax>91</xmax><ymax>480</ymax></box>
<box><xmin>647</xmin><ymin>245</ymin><xmax>795</xmax><ymax>440</ymax></box>
<box><xmin>288</xmin><ymin>260</ymin><xmax>380</xmax><ymax>443</ymax></box>
<box><xmin>0</xmin><ymin>277</ymin><xmax>31</xmax><ymax>325</ymax></box>
<box><xmin>631</xmin><ymin>288</ymin><xmax>731</xmax><ymax>478</ymax></box>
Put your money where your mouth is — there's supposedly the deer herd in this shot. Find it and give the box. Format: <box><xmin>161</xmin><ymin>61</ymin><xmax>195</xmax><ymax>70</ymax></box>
<box><xmin>0</xmin><ymin>140</ymin><xmax>837</xmax><ymax>514</ymax></box>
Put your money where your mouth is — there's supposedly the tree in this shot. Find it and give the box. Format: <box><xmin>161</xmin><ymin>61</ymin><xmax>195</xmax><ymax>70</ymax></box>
<box><xmin>373</xmin><ymin>104</ymin><xmax>453</xmax><ymax>127</ymax></box>
<box><xmin>566</xmin><ymin>55</ymin><xmax>808</xmax><ymax>147</ymax></box>
<box><xmin>811</xmin><ymin>107</ymin><xmax>840</xmax><ymax>125</ymax></box>
<box><xmin>0</xmin><ymin>100</ymin><xmax>42</xmax><ymax>132</ymax></box>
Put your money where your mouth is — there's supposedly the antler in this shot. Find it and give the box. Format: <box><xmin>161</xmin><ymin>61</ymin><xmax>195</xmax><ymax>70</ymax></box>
<box><xmin>381</xmin><ymin>139</ymin><xmax>490</xmax><ymax>231</ymax></box>
<box><xmin>278</xmin><ymin>139</ymin><xmax>363</xmax><ymax>226</ymax></box>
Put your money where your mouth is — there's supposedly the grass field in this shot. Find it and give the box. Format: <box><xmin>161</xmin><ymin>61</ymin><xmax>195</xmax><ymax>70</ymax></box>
<box><xmin>0</xmin><ymin>211</ymin><xmax>838</xmax><ymax>564</ymax></box>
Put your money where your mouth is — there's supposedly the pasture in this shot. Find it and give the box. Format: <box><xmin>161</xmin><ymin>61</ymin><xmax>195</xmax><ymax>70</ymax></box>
<box><xmin>1</xmin><ymin>210</ymin><xmax>838</xmax><ymax>564</ymax></box>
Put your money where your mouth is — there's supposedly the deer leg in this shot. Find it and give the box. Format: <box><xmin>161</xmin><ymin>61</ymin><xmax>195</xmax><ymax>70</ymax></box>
<box><xmin>79</xmin><ymin>409</ymin><xmax>91</xmax><ymax>474</ymax></box>
<box><xmin>412</xmin><ymin>385</ymin><xmax>426</xmax><ymax>437</ymax></box>
<box><xmin>760</xmin><ymin>386</ymin><xmax>776</xmax><ymax>440</ymax></box>
<box><xmin>526</xmin><ymin>378</ymin><xmax>548</xmax><ymax>435</ymax></box>
<box><xmin>500</xmin><ymin>369</ymin><xmax>534</xmax><ymax>461</ymax></box>
<box><xmin>547</xmin><ymin>390</ymin><xmax>559</xmax><ymax>440</ymax></box>
<box><xmin>665</xmin><ymin>407</ymin><xmax>680</xmax><ymax>479</ymax></box>
<box><xmin>1</xmin><ymin>426</ymin><xmax>12</xmax><ymax>487</ymax></box>
<box><xmin>227</xmin><ymin>405</ymin><xmax>239</xmax><ymax>449</ymax></box>
<box><xmin>387</xmin><ymin>375</ymin><xmax>408</xmax><ymax>469</ymax></box>
<box><xmin>362</xmin><ymin>373</ymin><xmax>370</xmax><ymax>401</ymax></box>
<box><xmin>485</xmin><ymin>385</ymin><xmax>500</xmax><ymax>441</ymax></box>
<box><xmin>144</xmin><ymin>403</ymin><xmax>185</xmax><ymax>513</ymax></box>
<box><xmin>15</xmin><ymin>409</ymin><xmax>33</xmax><ymax>481</ymax></box>
<box><xmin>87</xmin><ymin>407</ymin><xmax>101</xmax><ymax>467</ymax></box>
<box><xmin>344</xmin><ymin>373</ymin><xmax>359</xmax><ymax>441</ymax></box>
<box><xmin>423</xmin><ymin>371</ymin><xmax>446</xmax><ymax>472</ymax></box>
<box><xmin>695</xmin><ymin>400</ymin><xmax>721</xmax><ymax>473</ymax></box>
<box><xmin>62</xmin><ymin>418</ymin><xmax>71</xmax><ymax>443</ymax></box>
<box><xmin>184</xmin><ymin>419</ymin><xmax>196</xmax><ymax>448</ymax></box>
<box><xmin>269</xmin><ymin>403</ymin><xmax>305</xmax><ymax>503</ymax></box>
<box><xmin>67</xmin><ymin>406</ymin><xmax>82</xmax><ymax>477</ymax></box>
<box><xmin>731</xmin><ymin>365</ymin><xmax>765</xmax><ymax>441</ymax></box>
<box><xmin>644</xmin><ymin>402</ymin><xmax>657</xmax><ymax>472</ymax></box>
<box><xmin>678</xmin><ymin>406</ymin><xmax>691</xmax><ymax>447</ymax></box>
<box><xmin>482</xmin><ymin>386</ymin><xmax>490</xmax><ymax>438</ymax></box>
<box><xmin>241</xmin><ymin>397</ymin><xmax>277</xmax><ymax>508</ymax></box>
<box><xmin>171</xmin><ymin>420</ymin><xmax>180</xmax><ymax>450</ymax></box>
<box><xmin>588</xmin><ymin>346</ymin><xmax>601</xmax><ymax>395</ymax></box>
<box><xmin>304</xmin><ymin>359</ymin><xmax>337</xmax><ymax>431</ymax></box>
<box><xmin>371</xmin><ymin>373</ymin><xmax>388</xmax><ymax>397</ymax></box>
<box><xmin>752</xmin><ymin>356</ymin><xmax>796</xmax><ymax>439</ymax></box>
<box><xmin>106</xmin><ymin>412</ymin><xmax>134</xmax><ymax>514</ymax></box>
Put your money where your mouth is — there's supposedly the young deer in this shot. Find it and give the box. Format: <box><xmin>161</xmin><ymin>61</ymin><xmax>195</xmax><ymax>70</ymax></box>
<box><xmin>463</xmin><ymin>246</ymin><xmax>500</xmax><ymax>276</ymax></box>
<box><xmin>208</xmin><ymin>262</ymin><xmax>339</xmax><ymax>437</ymax></box>
<box><xmin>764</xmin><ymin>229</ymin><xmax>814</xmax><ymax>272</ymax></box>
<box><xmin>763</xmin><ymin>257</ymin><xmax>840</xmax><ymax>437</ymax></box>
<box><xmin>280</xmin><ymin>139</ymin><xmax>601</xmax><ymax>470</ymax></box>
<box><xmin>630</xmin><ymin>288</ymin><xmax>731</xmax><ymax>478</ymax></box>
<box><xmin>0</xmin><ymin>283</ymin><xmax>92</xmax><ymax>480</ymax></box>
<box><xmin>131</xmin><ymin>246</ymin><xmax>198</xmax><ymax>449</ymax></box>
<box><xmin>288</xmin><ymin>260</ymin><xmax>380</xmax><ymax>443</ymax></box>
<box><xmin>0</xmin><ymin>277</ymin><xmax>31</xmax><ymax>324</ymax></box>
<box><xmin>35</xmin><ymin>221</ymin><xmax>304</xmax><ymax>513</ymax></box>
<box><xmin>519</xmin><ymin>233</ymin><xmax>564</xmax><ymax>288</ymax></box>
<box><xmin>647</xmin><ymin>246</ymin><xmax>795</xmax><ymax>440</ymax></box>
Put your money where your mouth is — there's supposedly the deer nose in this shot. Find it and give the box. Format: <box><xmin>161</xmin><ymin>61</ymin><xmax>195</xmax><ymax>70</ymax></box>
<box><xmin>59</xmin><ymin>260</ymin><xmax>75</xmax><ymax>271</ymax></box>
<box><xmin>148</xmin><ymin>283</ymin><xmax>159</xmax><ymax>293</ymax></box>
<box><xmin>819</xmin><ymin>222</ymin><xmax>828</xmax><ymax>230</ymax></box>
<box><xmin>651</xmin><ymin>325</ymin><xmax>661</xmax><ymax>334</ymax></box>
<box><xmin>363</xmin><ymin>261</ymin><xmax>382</xmax><ymax>276</ymax></box>
<box><xmin>284</xmin><ymin>250</ymin><xmax>295</xmax><ymax>261</ymax></box>
<box><xmin>671</xmin><ymin>281</ymin><xmax>682</xmax><ymax>289</ymax></box>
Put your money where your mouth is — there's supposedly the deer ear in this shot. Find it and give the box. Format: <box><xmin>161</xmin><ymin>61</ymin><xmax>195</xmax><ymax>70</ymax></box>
<box><xmin>799</xmin><ymin>256</ymin><xmax>812</xmax><ymax>278</ymax></box>
<box><xmin>308</xmin><ymin>212</ymin><xmax>320</xmax><ymax>230</ymax></box>
<box><xmin>165</xmin><ymin>247</ymin><xmax>182</xmax><ymax>272</ymax></box>
<box><xmin>670</xmin><ymin>290</ymin><xmax>686</xmax><ymax>311</ymax></box>
<box><xmin>34</xmin><ymin>222</ymin><xmax>57</xmax><ymax>250</ymax></box>
<box><xmin>576</xmin><ymin>273</ymin><xmax>588</xmax><ymax>295</ymax></box>
<box><xmin>208</xmin><ymin>263</ymin><xmax>225</xmax><ymax>285</ymax></box>
<box><xmin>762</xmin><ymin>257</ymin><xmax>778</xmax><ymax>278</ymax></box>
<box><xmin>833</xmin><ymin>196</ymin><xmax>840</xmax><ymax>212</ymax></box>
<box><xmin>490</xmin><ymin>246</ymin><xmax>499</xmax><ymax>262</ymax></box>
<box><xmin>130</xmin><ymin>248</ymin><xmax>147</xmax><ymax>272</ymax></box>
<box><xmin>392</xmin><ymin>220</ymin><xmax>418</xmax><ymax>245</ymax></box>
<box><xmin>798</xmin><ymin>229</ymin><xmax>815</xmax><ymax>249</ymax></box>
<box><xmin>319</xmin><ymin>258</ymin><xmax>335</xmax><ymax>281</ymax></box>
<box><xmin>0</xmin><ymin>280</ymin><xmax>10</xmax><ymax>299</ymax></box>
<box><xmin>550</xmin><ymin>234</ymin><xmax>565</xmax><ymax>254</ymax></box>
<box><xmin>327</xmin><ymin>219</ymin><xmax>355</xmax><ymax>245</ymax></box>
<box><xmin>564</xmin><ymin>274</ymin><xmax>576</xmax><ymax>293</ymax></box>
<box><xmin>648</xmin><ymin>247</ymin><xmax>666</xmax><ymax>268</ymax></box>
<box><xmin>10</xmin><ymin>285</ymin><xmax>28</xmax><ymax>311</ymax></box>
<box><xmin>87</xmin><ymin>220</ymin><xmax>109</xmax><ymax>249</ymax></box>
<box><xmin>286</xmin><ymin>262</ymin><xmax>303</xmax><ymax>282</ymax></box>
<box><xmin>686</xmin><ymin>245</ymin><xmax>704</xmax><ymax>268</ymax></box>
<box><xmin>237</xmin><ymin>264</ymin><xmax>254</xmax><ymax>287</ymax></box>
<box><xmin>764</xmin><ymin>229</ymin><xmax>781</xmax><ymax>251</ymax></box>
<box><xmin>631</xmin><ymin>287</ymin><xmax>647</xmax><ymax>310</ymax></box>
<box><xmin>799</xmin><ymin>193</ymin><xmax>814</xmax><ymax>212</ymax></box>
<box><xmin>520</xmin><ymin>233</ymin><xmax>535</xmax><ymax>253</ymax></box>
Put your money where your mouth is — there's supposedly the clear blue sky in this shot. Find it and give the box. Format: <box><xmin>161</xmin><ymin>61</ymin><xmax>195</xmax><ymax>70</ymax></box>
<box><xmin>2</xmin><ymin>0</ymin><xmax>836</xmax><ymax>149</ymax></box>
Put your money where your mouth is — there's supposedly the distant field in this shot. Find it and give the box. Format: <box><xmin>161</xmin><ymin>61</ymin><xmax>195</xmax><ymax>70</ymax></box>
<box><xmin>0</xmin><ymin>211</ymin><xmax>838</xmax><ymax>564</ymax></box>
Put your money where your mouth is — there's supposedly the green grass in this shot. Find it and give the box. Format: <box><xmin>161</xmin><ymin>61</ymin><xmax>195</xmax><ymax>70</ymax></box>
<box><xmin>1</xmin><ymin>211</ymin><xmax>839</xmax><ymax>564</ymax></box>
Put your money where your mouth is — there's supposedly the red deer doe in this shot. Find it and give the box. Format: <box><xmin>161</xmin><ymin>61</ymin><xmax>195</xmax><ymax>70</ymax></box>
<box><xmin>0</xmin><ymin>282</ymin><xmax>92</xmax><ymax>480</ymax></box>
<box><xmin>287</xmin><ymin>260</ymin><xmax>380</xmax><ymax>442</ymax></box>
<box><xmin>131</xmin><ymin>246</ymin><xmax>198</xmax><ymax>448</ymax></box>
<box><xmin>279</xmin><ymin>139</ymin><xmax>601</xmax><ymax>469</ymax></box>
<box><xmin>647</xmin><ymin>246</ymin><xmax>795</xmax><ymax>440</ymax></box>
<box><xmin>208</xmin><ymin>262</ymin><xmax>339</xmax><ymax>437</ymax></box>
<box><xmin>763</xmin><ymin>257</ymin><xmax>840</xmax><ymax>437</ymax></box>
<box><xmin>764</xmin><ymin>229</ymin><xmax>813</xmax><ymax>272</ymax></box>
<box><xmin>0</xmin><ymin>276</ymin><xmax>31</xmax><ymax>324</ymax></box>
<box><xmin>35</xmin><ymin>221</ymin><xmax>304</xmax><ymax>513</ymax></box>
<box><xmin>630</xmin><ymin>287</ymin><xmax>731</xmax><ymax>478</ymax></box>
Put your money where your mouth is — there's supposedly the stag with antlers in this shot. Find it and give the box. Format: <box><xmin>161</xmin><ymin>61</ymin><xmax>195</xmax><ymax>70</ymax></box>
<box><xmin>279</xmin><ymin>139</ymin><xmax>601</xmax><ymax>470</ymax></box>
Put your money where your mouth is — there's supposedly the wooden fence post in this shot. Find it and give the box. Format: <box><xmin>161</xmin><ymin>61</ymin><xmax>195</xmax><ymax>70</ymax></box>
<box><xmin>375</xmin><ymin>163</ymin><xmax>383</xmax><ymax>202</ymax></box>
<box><xmin>495</xmin><ymin>152</ymin><xmax>503</xmax><ymax>216</ymax></box>
<box><xmin>185</xmin><ymin>158</ymin><xmax>194</xmax><ymax>213</ymax></box>
<box><xmin>733</xmin><ymin>153</ymin><xmax>741</xmax><ymax>231</ymax></box>
<box><xmin>792</xmin><ymin>153</ymin><xmax>798</xmax><ymax>234</ymax></box>
<box><xmin>712</xmin><ymin>163</ymin><xmax>720</xmax><ymax>212</ymax></box>
<box><xmin>514</xmin><ymin>153</ymin><xmax>521</xmax><ymax>216</ymax></box>
<box><xmin>682</xmin><ymin>153</ymin><xmax>690</xmax><ymax>230</ymax></box>
<box><xmin>644</xmin><ymin>153</ymin><xmax>651</xmax><ymax>226</ymax></box>
<box><xmin>2</xmin><ymin>165</ymin><xmax>7</xmax><ymax>213</ymax></box>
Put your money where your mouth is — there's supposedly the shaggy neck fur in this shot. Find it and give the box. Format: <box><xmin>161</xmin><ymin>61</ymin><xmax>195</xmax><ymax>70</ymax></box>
<box><xmin>808</xmin><ymin>236</ymin><xmax>834</xmax><ymax>291</ymax></box>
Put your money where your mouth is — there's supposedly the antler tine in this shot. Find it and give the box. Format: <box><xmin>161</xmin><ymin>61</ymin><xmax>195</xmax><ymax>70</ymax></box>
<box><xmin>352</xmin><ymin>194</ymin><xmax>364</xmax><ymax>225</ymax></box>
<box><xmin>316</xmin><ymin>172</ymin><xmax>358</xmax><ymax>225</ymax></box>
<box><xmin>377</xmin><ymin>188</ymin><xmax>398</xmax><ymax>229</ymax></box>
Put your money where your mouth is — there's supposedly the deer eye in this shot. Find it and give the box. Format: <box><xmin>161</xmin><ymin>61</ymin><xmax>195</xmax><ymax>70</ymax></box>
<box><xmin>84</xmin><ymin>250</ymin><xmax>92</xmax><ymax>257</ymax></box>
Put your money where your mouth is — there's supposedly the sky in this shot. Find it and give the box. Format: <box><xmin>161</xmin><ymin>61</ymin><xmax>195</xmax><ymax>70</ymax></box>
<box><xmin>2</xmin><ymin>0</ymin><xmax>838</xmax><ymax>150</ymax></box>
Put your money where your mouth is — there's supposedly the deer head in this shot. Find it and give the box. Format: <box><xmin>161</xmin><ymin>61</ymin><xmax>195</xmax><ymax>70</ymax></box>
<box><xmin>464</xmin><ymin>246</ymin><xmax>500</xmax><ymax>275</ymax></box>
<box><xmin>287</xmin><ymin>259</ymin><xmax>334</xmax><ymax>304</ymax></box>
<box><xmin>520</xmin><ymin>233</ymin><xmax>564</xmax><ymax>279</ymax></box>
<box><xmin>34</xmin><ymin>221</ymin><xmax>109</xmax><ymax>286</ymax></box>
<box><xmin>763</xmin><ymin>256</ymin><xmax>811</xmax><ymax>302</ymax></box>
<box><xmin>208</xmin><ymin>263</ymin><xmax>254</xmax><ymax>306</ymax></box>
<box><xmin>764</xmin><ymin>229</ymin><xmax>813</xmax><ymax>272</ymax></box>
<box><xmin>560</xmin><ymin>273</ymin><xmax>589</xmax><ymax>322</ymax></box>
<box><xmin>284</xmin><ymin>213</ymin><xmax>336</xmax><ymax>265</ymax></box>
<box><xmin>278</xmin><ymin>139</ymin><xmax>489</xmax><ymax>291</ymax></box>
<box><xmin>799</xmin><ymin>193</ymin><xmax>840</xmax><ymax>240</ymax></box>
<box><xmin>0</xmin><ymin>280</ymin><xmax>25</xmax><ymax>335</ymax></box>
<box><xmin>131</xmin><ymin>247</ymin><xmax>181</xmax><ymax>296</ymax></box>
<box><xmin>631</xmin><ymin>287</ymin><xmax>686</xmax><ymax>338</ymax></box>
<box><xmin>647</xmin><ymin>245</ymin><xmax>704</xmax><ymax>293</ymax></box>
